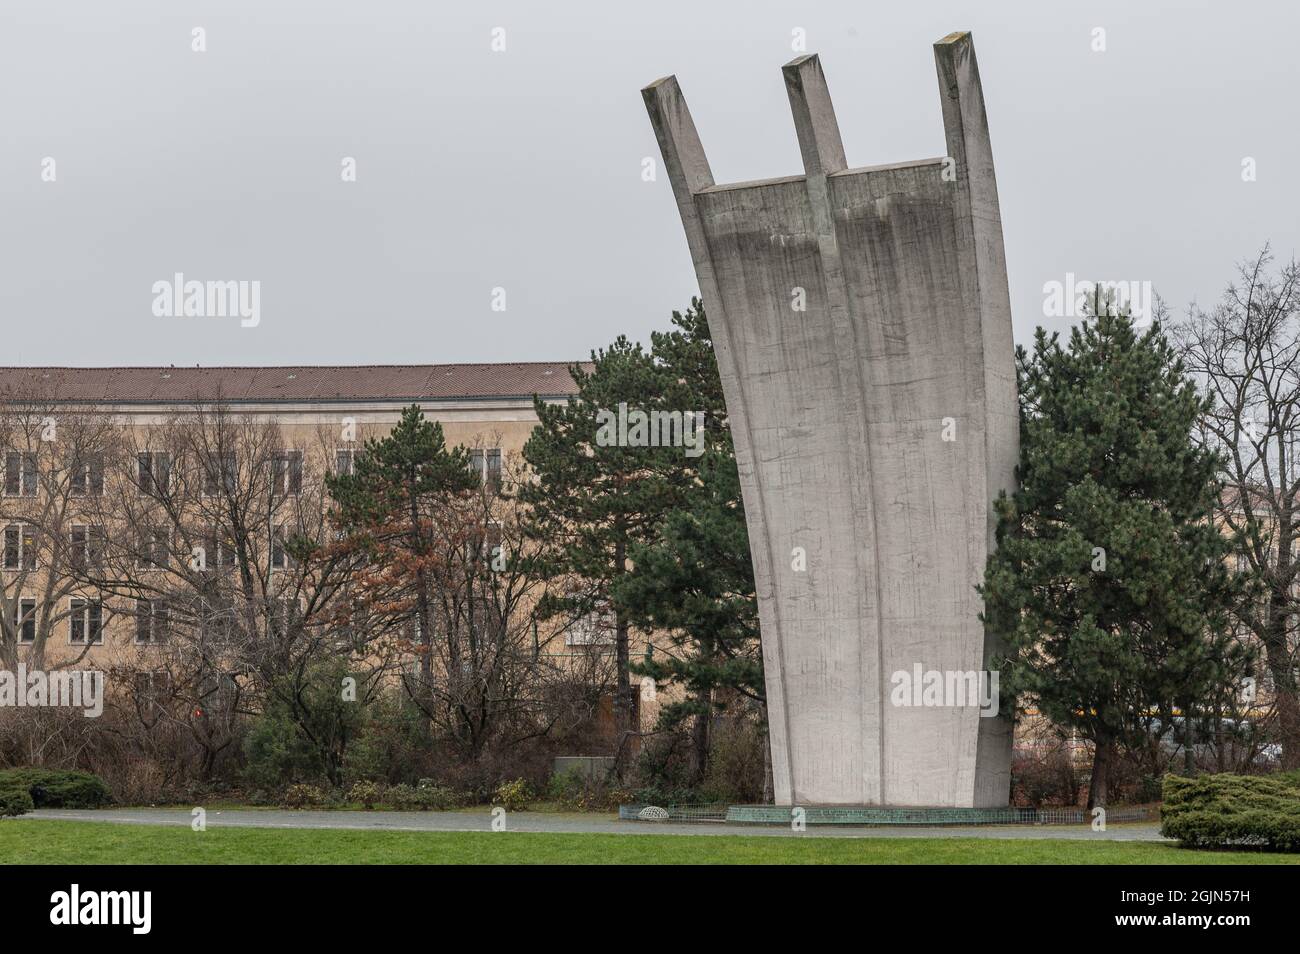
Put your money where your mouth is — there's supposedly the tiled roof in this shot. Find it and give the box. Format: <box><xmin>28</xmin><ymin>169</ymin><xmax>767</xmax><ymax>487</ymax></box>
<box><xmin>0</xmin><ymin>363</ymin><xmax>588</xmax><ymax>404</ymax></box>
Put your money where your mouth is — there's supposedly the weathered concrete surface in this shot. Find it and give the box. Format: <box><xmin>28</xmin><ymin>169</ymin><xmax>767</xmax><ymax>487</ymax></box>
<box><xmin>643</xmin><ymin>33</ymin><xmax>1016</xmax><ymax>806</ymax></box>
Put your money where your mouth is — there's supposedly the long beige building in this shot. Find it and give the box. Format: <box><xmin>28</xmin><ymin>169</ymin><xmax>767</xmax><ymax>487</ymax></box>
<box><xmin>0</xmin><ymin>366</ymin><xmax>603</xmax><ymax>648</ymax></box>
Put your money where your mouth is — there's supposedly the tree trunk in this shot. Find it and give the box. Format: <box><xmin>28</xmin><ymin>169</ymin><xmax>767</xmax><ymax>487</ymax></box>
<box><xmin>1086</xmin><ymin>735</ymin><xmax>1113</xmax><ymax>810</ymax></box>
<box><xmin>1261</xmin><ymin>586</ymin><xmax>1300</xmax><ymax>769</ymax></box>
<box><xmin>1182</xmin><ymin>699</ymin><xmax>1196</xmax><ymax>776</ymax></box>
<box><xmin>689</xmin><ymin>692</ymin><xmax>712</xmax><ymax>784</ymax></box>
<box><xmin>612</xmin><ymin>537</ymin><xmax>632</xmax><ymax>740</ymax></box>
<box><xmin>1274</xmin><ymin>680</ymin><xmax>1300</xmax><ymax>770</ymax></box>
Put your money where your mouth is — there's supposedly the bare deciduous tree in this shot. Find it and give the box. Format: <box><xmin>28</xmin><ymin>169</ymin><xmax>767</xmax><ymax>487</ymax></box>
<box><xmin>1173</xmin><ymin>245</ymin><xmax>1300</xmax><ymax>768</ymax></box>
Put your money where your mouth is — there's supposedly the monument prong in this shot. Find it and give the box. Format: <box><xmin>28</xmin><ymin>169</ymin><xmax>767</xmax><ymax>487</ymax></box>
<box><xmin>934</xmin><ymin>31</ymin><xmax>996</xmax><ymax>210</ymax></box>
<box><xmin>781</xmin><ymin>53</ymin><xmax>847</xmax><ymax>178</ymax></box>
<box><xmin>641</xmin><ymin>76</ymin><xmax>714</xmax><ymax>204</ymax></box>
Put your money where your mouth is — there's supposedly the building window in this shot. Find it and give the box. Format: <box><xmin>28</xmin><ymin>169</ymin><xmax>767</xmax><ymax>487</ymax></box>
<box><xmin>465</xmin><ymin>521</ymin><xmax>504</xmax><ymax>564</ymax></box>
<box><xmin>71</xmin><ymin>455</ymin><xmax>104</xmax><ymax>497</ymax></box>
<box><xmin>203</xmin><ymin>452</ymin><xmax>237</xmax><ymax>497</ymax></box>
<box><xmin>565</xmin><ymin>604</ymin><xmax>616</xmax><ymax>647</ymax></box>
<box><xmin>200</xmin><ymin>531</ymin><xmax>236</xmax><ymax>572</ymax></box>
<box><xmin>137</xmin><ymin>451</ymin><xmax>171</xmax><ymax>496</ymax></box>
<box><xmin>70</xmin><ymin>524</ymin><xmax>105</xmax><ymax>572</ymax></box>
<box><xmin>69</xmin><ymin>598</ymin><xmax>104</xmax><ymax>645</ymax></box>
<box><xmin>3</xmin><ymin>524</ymin><xmax>38</xmax><ymax>570</ymax></box>
<box><xmin>16</xmin><ymin>598</ymin><xmax>36</xmax><ymax>643</ymax></box>
<box><xmin>271</xmin><ymin>527</ymin><xmax>293</xmax><ymax>570</ymax></box>
<box><xmin>469</xmin><ymin>448</ymin><xmax>502</xmax><ymax>489</ymax></box>
<box><xmin>135</xmin><ymin>599</ymin><xmax>169</xmax><ymax>644</ymax></box>
<box><xmin>137</xmin><ymin>527</ymin><xmax>169</xmax><ymax>570</ymax></box>
<box><xmin>334</xmin><ymin>448</ymin><xmax>356</xmax><ymax>477</ymax></box>
<box><xmin>4</xmin><ymin>452</ymin><xmax>37</xmax><ymax>497</ymax></box>
<box><xmin>272</xmin><ymin>450</ymin><xmax>303</xmax><ymax>496</ymax></box>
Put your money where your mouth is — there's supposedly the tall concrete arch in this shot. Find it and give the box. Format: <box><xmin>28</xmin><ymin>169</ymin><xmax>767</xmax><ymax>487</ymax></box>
<box><xmin>643</xmin><ymin>32</ymin><xmax>1016</xmax><ymax>807</ymax></box>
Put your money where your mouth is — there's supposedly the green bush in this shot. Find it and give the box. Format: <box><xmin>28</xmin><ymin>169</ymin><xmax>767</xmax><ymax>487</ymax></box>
<box><xmin>493</xmin><ymin>778</ymin><xmax>533</xmax><ymax>812</ymax></box>
<box><xmin>382</xmin><ymin>783</ymin><xmax>419</xmax><ymax>809</ymax></box>
<box><xmin>281</xmin><ymin>783</ymin><xmax>327</xmax><ymax>808</ymax></box>
<box><xmin>701</xmin><ymin>718</ymin><xmax>767</xmax><ymax>804</ymax></box>
<box><xmin>346</xmin><ymin>780</ymin><xmax>381</xmax><ymax>808</ymax></box>
<box><xmin>340</xmin><ymin>693</ymin><xmax>431</xmax><ymax>787</ymax></box>
<box><xmin>0</xmin><ymin>788</ymin><xmax>34</xmax><ymax>817</ymax></box>
<box><xmin>381</xmin><ymin>779</ymin><xmax>463</xmax><ymax>811</ymax></box>
<box><xmin>546</xmin><ymin>769</ymin><xmax>629</xmax><ymax>812</ymax></box>
<box><xmin>414</xmin><ymin>780</ymin><xmax>463</xmax><ymax>811</ymax></box>
<box><xmin>243</xmin><ymin>708</ymin><xmax>325</xmax><ymax>789</ymax></box>
<box><xmin>546</xmin><ymin>768</ymin><xmax>587</xmax><ymax>805</ymax></box>
<box><xmin>0</xmin><ymin>768</ymin><xmax>111</xmax><ymax>809</ymax></box>
<box><xmin>1161</xmin><ymin>772</ymin><xmax>1300</xmax><ymax>851</ymax></box>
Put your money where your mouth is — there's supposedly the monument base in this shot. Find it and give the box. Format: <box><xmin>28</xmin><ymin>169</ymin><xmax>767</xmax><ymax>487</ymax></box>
<box><xmin>619</xmin><ymin>804</ymin><xmax>1157</xmax><ymax>826</ymax></box>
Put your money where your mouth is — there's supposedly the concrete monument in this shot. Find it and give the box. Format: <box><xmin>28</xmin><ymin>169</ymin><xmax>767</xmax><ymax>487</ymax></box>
<box><xmin>642</xmin><ymin>32</ymin><xmax>1016</xmax><ymax>807</ymax></box>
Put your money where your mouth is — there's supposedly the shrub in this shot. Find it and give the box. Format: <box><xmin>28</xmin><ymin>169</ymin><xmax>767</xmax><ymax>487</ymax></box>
<box><xmin>632</xmin><ymin>731</ymin><xmax>694</xmax><ymax>797</ymax></box>
<box><xmin>493</xmin><ymin>778</ymin><xmax>533</xmax><ymax>812</ymax></box>
<box><xmin>346</xmin><ymin>780</ymin><xmax>381</xmax><ymax>808</ymax></box>
<box><xmin>243</xmin><ymin>708</ymin><xmax>323</xmax><ymax>790</ymax></box>
<box><xmin>281</xmin><ymin>783</ymin><xmax>327</xmax><ymax>808</ymax></box>
<box><xmin>0</xmin><ymin>788</ymin><xmax>34</xmax><ymax>817</ymax></box>
<box><xmin>546</xmin><ymin>768</ymin><xmax>629</xmax><ymax>812</ymax></box>
<box><xmin>413</xmin><ymin>780</ymin><xmax>463</xmax><ymax>811</ymax></box>
<box><xmin>340</xmin><ymin>692</ymin><xmax>433</xmax><ymax>787</ymax></box>
<box><xmin>1011</xmin><ymin>746</ymin><xmax>1082</xmax><ymax>808</ymax></box>
<box><xmin>1161</xmin><ymin>772</ymin><xmax>1300</xmax><ymax>851</ymax></box>
<box><xmin>546</xmin><ymin>768</ymin><xmax>587</xmax><ymax>806</ymax></box>
<box><xmin>382</xmin><ymin>780</ymin><xmax>464</xmax><ymax>811</ymax></box>
<box><xmin>701</xmin><ymin>718</ymin><xmax>766</xmax><ymax>804</ymax></box>
<box><xmin>381</xmin><ymin>783</ymin><xmax>417</xmax><ymax>809</ymax></box>
<box><xmin>0</xmin><ymin>768</ymin><xmax>112</xmax><ymax>809</ymax></box>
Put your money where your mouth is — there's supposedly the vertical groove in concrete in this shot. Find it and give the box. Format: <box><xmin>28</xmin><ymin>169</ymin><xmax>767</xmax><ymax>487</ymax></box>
<box><xmin>782</xmin><ymin>55</ymin><xmax>886</xmax><ymax>804</ymax></box>
<box><xmin>643</xmin><ymin>32</ymin><xmax>1016</xmax><ymax>807</ymax></box>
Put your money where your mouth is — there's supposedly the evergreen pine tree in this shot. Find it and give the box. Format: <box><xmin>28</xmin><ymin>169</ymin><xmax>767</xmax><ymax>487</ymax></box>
<box><xmin>519</xmin><ymin>337</ymin><xmax>690</xmax><ymax>749</ymax></box>
<box><xmin>982</xmin><ymin>294</ymin><xmax>1249</xmax><ymax>808</ymax></box>
<box><xmin>326</xmin><ymin>405</ymin><xmax>477</xmax><ymax>692</ymax></box>
<box><xmin>617</xmin><ymin>301</ymin><xmax>761</xmax><ymax>784</ymax></box>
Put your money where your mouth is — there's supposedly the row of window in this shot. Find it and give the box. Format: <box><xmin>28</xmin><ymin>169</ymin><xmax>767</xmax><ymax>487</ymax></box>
<box><xmin>2</xmin><ymin>447</ymin><xmax>503</xmax><ymax>496</ymax></box>
<box><xmin>2</xmin><ymin>524</ymin><xmax>290</xmax><ymax>571</ymax></box>
<box><xmin>11</xmin><ymin>597</ymin><xmax>165</xmax><ymax>645</ymax></box>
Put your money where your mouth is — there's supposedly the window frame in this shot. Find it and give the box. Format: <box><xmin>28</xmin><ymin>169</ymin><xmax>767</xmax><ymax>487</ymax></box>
<box><xmin>69</xmin><ymin>597</ymin><xmax>104</xmax><ymax>645</ymax></box>
<box><xmin>4</xmin><ymin>451</ymin><xmax>37</xmax><ymax>497</ymax></box>
<box><xmin>16</xmin><ymin>597</ymin><xmax>37</xmax><ymax>643</ymax></box>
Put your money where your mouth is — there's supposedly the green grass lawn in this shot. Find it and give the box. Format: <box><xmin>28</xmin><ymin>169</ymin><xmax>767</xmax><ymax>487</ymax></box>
<box><xmin>1</xmin><ymin>819</ymin><xmax>1297</xmax><ymax>864</ymax></box>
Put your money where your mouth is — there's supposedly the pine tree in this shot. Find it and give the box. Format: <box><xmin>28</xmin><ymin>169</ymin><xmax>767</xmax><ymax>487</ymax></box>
<box><xmin>616</xmin><ymin>301</ymin><xmax>761</xmax><ymax>784</ymax></box>
<box><xmin>519</xmin><ymin>337</ymin><xmax>690</xmax><ymax>751</ymax></box>
<box><xmin>326</xmin><ymin>405</ymin><xmax>477</xmax><ymax>694</ymax></box>
<box><xmin>981</xmin><ymin>294</ymin><xmax>1250</xmax><ymax>808</ymax></box>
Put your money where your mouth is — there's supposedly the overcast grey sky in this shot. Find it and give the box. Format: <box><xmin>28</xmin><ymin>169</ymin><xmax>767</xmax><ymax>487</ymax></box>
<box><xmin>1</xmin><ymin>0</ymin><xmax>1296</xmax><ymax>367</ymax></box>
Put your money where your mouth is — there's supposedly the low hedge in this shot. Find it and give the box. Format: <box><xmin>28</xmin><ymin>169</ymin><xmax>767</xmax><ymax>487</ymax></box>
<box><xmin>1161</xmin><ymin>772</ymin><xmax>1300</xmax><ymax>851</ymax></box>
<box><xmin>0</xmin><ymin>768</ymin><xmax>112</xmax><ymax>811</ymax></box>
<box><xmin>0</xmin><ymin>788</ymin><xmax>34</xmax><ymax>817</ymax></box>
